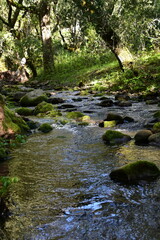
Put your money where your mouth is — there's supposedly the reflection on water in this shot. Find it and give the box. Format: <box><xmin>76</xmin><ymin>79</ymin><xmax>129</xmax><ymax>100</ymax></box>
<box><xmin>1</xmin><ymin>92</ymin><xmax>160</xmax><ymax>240</ymax></box>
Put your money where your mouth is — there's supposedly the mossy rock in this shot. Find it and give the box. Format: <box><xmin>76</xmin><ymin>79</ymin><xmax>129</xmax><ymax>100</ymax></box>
<box><xmin>66</xmin><ymin>111</ymin><xmax>84</xmax><ymax>119</ymax></box>
<box><xmin>153</xmin><ymin>122</ymin><xmax>160</xmax><ymax>132</ymax></box>
<box><xmin>153</xmin><ymin>111</ymin><xmax>160</xmax><ymax>119</ymax></box>
<box><xmin>102</xmin><ymin>130</ymin><xmax>131</xmax><ymax>145</ymax></box>
<box><xmin>26</xmin><ymin>120</ymin><xmax>40</xmax><ymax>130</ymax></box>
<box><xmin>110</xmin><ymin>161</ymin><xmax>160</xmax><ymax>184</ymax></box>
<box><xmin>38</xmin><ymin>123</ymin><xmax>53</xmax><ymax>133</ymax></box>
<box><xmin>81</xmin><ymin>115</ymin><xmax>90</xmax><ymax>122</ymax></box>
<box><xmin>78</xmin><ymin>122</ymin><xmax>89</xmax><ymax>126</ymax></box>
<box><xmin>20</xmin><ymin>95</ymin><xmax>48</xmax><ymax>107</ymax></box>
<box><xmin>104</xmin><ymin>113</ymin><xmax>124</xmax><ymax>124</ymax></box>
<box><xmin>148</xmin><ymin>132</ymin><xmax>160</xmax><ymax>147</ymax></box>
<box><xmin>47</xmin><ymin>110</ymin><xmax>62</xmax><ymax>118</ymax></box>
<box><xmin>34</xmin><ymin>101</ymin><xmax>54</xmax><ymax>115</ymax></box>
<box><xmin>20</xmin><ymin>90</ymin><xmax>48</xmax><ymax>107</ymax></box>
<box><xmin>2</xmin><ymin>106</ymin><xmax>30</xmax><ymax>135</ymax></box>
<box><xmin>99</xmin><ymin>120</ymin><xmax>116</xmax><ymax>128</ymax></box>
<box><xmin>16</xmin><ymin>107</ymin><xmax>34</xmax><ymax>116</ymax></box>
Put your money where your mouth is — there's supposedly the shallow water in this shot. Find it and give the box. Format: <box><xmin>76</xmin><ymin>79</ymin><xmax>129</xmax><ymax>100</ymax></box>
<box><xmin>1</xmin><ymin>91</ymin><xmax>160</xmax><ymax>240</ymax></box>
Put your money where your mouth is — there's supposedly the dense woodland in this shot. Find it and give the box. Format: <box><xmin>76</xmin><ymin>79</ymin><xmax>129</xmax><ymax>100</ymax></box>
<box><xmin>0</xmin><ymin>1</ymin><xmax>160</xmax><ymax>237</ymax></box>
<box><xmin>0</xmin><ymin>0</ymin><xmax>159</xmax><ymax>91</ymax></box>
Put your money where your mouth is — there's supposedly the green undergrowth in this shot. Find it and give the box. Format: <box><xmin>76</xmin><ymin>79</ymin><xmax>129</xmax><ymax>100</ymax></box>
<box><xmin>32</xmin><ymin>50</ymin><xmax>159</xmax><ymax>93</ymax></box>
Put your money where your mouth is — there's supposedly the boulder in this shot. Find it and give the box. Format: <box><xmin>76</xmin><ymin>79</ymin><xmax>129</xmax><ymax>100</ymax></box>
<box><xmin>104</xmin><ymin>113</ymin><xmax>124</xmax><ymax>124</ymax></box>
<box><xmin>153</xmin><ymin>122</ymin><xmax>160</xmax><ymax>132</ymax></box>
<box><xmin>0</xmin><ymin>94</ymin><xmax>29</xmax><ymax>137</ymax></box>
<box><xmin>134</xmin><ymin>130</ymin><xmax>152</xmax><ymax>145</ymax></box>
<box><xmin>148</xmin><ymin>133</ymin><xmax>160</xmax><ymax>147</ymax></box>
<box><xmin>34</xmin><ymin>101</ymin><xmax>54</xmax><ymax>116</ymax></box>
<box><xmin>116</xmin><ymin>101</ymin><xmax>132</xmax><ymax>107</ymax></box>
<box><xmin>66</xmin><ymin>111</ymin><xmax>84</xmax><ymax>119</ymax></box>
<box><xmin>38</xmin><ymin>123</ymin><xmax>53</xmax><ymax>133</ymax></box>
<box><xmin>48</xmin><ymin>97</ymin><xmax>65</xmax><ymax>104</ymax></box>
<box><xmin>123</xmin><ymin>116</ymin><xmax>134</xmax><ymax>123</ymax></box>
<box><xmin>110</xmin><ymin>161</ymin><xmax>160</xmax><ymax>184</ymax></box>
<box><xmin>99</xmin><ymin>120</ymin><xmax>116</xmax><ymax>128</ymax></box>
<box><xmin>97</xmin><ymin>99</ymin><xmax>113</xmax><ymax>107</ymax></box>
<box><xmin>16</xmin><ymin>107</ymin><xmax>34</xmax><ymax>116</ymax></box>
<box><xmin>102</xmin><ymin>130</ymin><xmax>131</xmax><ymax>145</ymax></box>
<box><xmin>20</xmin><ymin>89</ymin><xmax>48</xmax><ymax>107</ymax></box>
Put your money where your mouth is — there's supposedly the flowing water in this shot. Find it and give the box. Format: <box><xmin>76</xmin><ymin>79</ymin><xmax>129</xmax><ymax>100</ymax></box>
<box><xmin>1</xmin><ymin>91</ymin><xmax>160</xmax><ymax>240</ymax></box>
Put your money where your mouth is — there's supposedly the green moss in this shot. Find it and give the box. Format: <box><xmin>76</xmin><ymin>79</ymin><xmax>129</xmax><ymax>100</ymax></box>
<box><xmin>78</xmin><ymin>122</ymin><xmax>89</xmax><ymax>126</ymax></box>
<box><xmin>20</xmin><ymin>95</ymin><xmax>48</xmax><ymax>107</ymax></box>
<box><xmin>110</xmin><ymin>161</ymin><xmax>160</xmax><ymax>183</ymax></box>
<box><xmin>81</xmin><ymin>115</ymin><xmax>90</xmax><ymax>121</ymax></box>
<box><xmin>34</xmin><ymin>101</ymin><xmax>54</xmax><ymax>115</ymax></box>
<box><xmin>103</xmin><ymin>121</ymin><xmax>116</xmax><ymax>128</ymax></box>
<box><xmin>66</xmin><ymin>111</ymin><xmax>84</xmax><ymax>119</ymax></box>
<box><xmin>3</xmin><ymin>106</ymin><xmax>29</xmax><ymax>134</ymax></box>
<box><xmin>38</xmin><ymin>123</ymin><xmax>53</xmax><ymax>133</ymax></box>
<box><xmin>102</xmin><ymin>130</ymin><xmax>131</xmax><ymax>145</ymax></box>
<box><xmin>16</xmin><ymin>107</ymin><xmax>34</xmax><ymax>116</ymax></box>
<box><xmin>153</xmin><ymin>122</ymin><xmax>160</xmax><ymax>132</ymax></box>
<box><xmin>154</xmin><ymin>111</ymin><xmax>160</xmax><ymax>119</ymax></box>
<box><xmin>47</xmin><ymin>110</ymin><xmax>62</xmax><ymax>117</ymax></box>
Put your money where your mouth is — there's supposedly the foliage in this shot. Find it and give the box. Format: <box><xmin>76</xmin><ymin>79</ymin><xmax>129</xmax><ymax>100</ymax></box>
<box><xmin>0</xmin><ymin>177</ymin><xmax>19</xmax><ymax>197</ymax></box>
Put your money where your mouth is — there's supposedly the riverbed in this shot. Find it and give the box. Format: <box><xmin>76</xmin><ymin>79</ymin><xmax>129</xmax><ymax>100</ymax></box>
<box><xmin>1</xmin><ymin>90</ymin><xmax>160</xmax><ymax>240</ymax></box>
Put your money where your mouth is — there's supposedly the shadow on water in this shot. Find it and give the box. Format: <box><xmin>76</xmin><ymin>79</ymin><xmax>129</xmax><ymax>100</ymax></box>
<box><xmin>1</xmin><ymin>91</ymin><xmax>160</xmax><ymax>240</ymax></box>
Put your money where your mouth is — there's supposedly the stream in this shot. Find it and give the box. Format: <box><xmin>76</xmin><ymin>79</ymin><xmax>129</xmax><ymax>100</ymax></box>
<box><xmin>1</xmin><ymin>90</ymin><xmax>160</xmax><ymax>240</ymax></box>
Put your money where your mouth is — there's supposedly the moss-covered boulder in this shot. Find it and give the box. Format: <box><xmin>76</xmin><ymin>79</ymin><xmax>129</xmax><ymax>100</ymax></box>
<box><xmin>104</xmin><ymin>113</ymin><xmax>124</xmax><ymax>124</ymax></box>
<box><xmin>102</xmin><ymin>130</ymin><xmax>131</xmax><ymax>145</ymax></box>
<box><xmin>134</xmin><ymin>130</ymin><xmax>152</xmax><ymax>145</ymax></box>
<box><xmin>110</xmin><ymin>161</ymin><xmax>160</xmax><ymax>184</ymax></box>
<box><xmin>99</xmin><ymin>120</ymin><xmax>116</xmax><ymax>128</ymax></box>
<box><xmin>16</xmin><ymin>107</ymin><xmax>34</xmax><ymax>116</ymax></box>
<box><xmin>0</xmin><ymin>100</ymin><xmax>30</xmax><ymax>137</ymax></box>
<box><xmin>38</xmin><ymin>123</ymin><xmax>53</xmax><ymax>133</ymax></box>
<box><xmin>20</xmin><ymin>89</ymin><xmax>48</xmax><ymax>107</ymax></box>
<box><xmin>153</xmin><ymin>122</ymin><xmax>160</xmax><ymax>132</ymax></box>
<box><xmin>66</xmin><ymin>111</ymin><xmax>84</xmax><ymax>119</ymax></box>
<box><xmin>34</xmin><ymin>101</ymin><xmax>54</xmax><ymax>116</ymax></box>
<box><xmin>153</xmin><ymin>111</ymin><xmax>160</xmax><ymax>119</ymax></box>
<box><xmin>148</xmin><ymin>133</ymin><xmax>160</xmax><ymax>147</ymax></box>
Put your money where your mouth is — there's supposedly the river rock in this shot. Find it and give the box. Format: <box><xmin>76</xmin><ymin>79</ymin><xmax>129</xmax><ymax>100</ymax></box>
<box><xmin>38</xmin><ymin>123</ymin><xmax>53</xmax><ymax>133</ymax></box>
<box><xmin>16</xmin><ymin>107</ymin><xmax>34</xmax><ymax>116</ymax></box>
<box><xmin>102</xmin><ymin>130</ymin><xmax>131</xmax><ymax>145</ymax></box>
<box><xmin>0</xmin><ymin>94</ymin><xmax>30</xmax><ymax>137</ymax></box>
<box><xmin>116</xmin><ymin>101</ymin><xmax>132</xmax><ymax>107</ymax></box>
<box><xmin>97</xmin><ymin>99</ymin><xmax>113</xmax><ymax>107</ymax></box>
<box><xmin>115</xmin><ymin>93</ymin><xmax>130</xmax><ymax>101</ymax></box>
<box><xmin>34</xmin><ymin>101</ymin><xmax>54</xmax><ymax>115</ymax></box>
<box><xmin>99</xmin><ymin>120</ymin><xmax>116</xmax><ymax>128</ymax></box>
<box><xmin>134</xmin><ymin>130</ymin><xmax>152</xmax><ymax>145</ymax></box>
<box><xmin>123</xmin><ymin>116</ymin><xmax>134</xmax><ymax>123</ymax></box>
<box><xmin>20</xmin><ymin>89</ymin><xmax>48</xmax><ymax>107</ymax></box>
<box><xmin>48</xmin><ymin>97</ymin><xmax>65</xmax><ymax>104</ymax></box>
<box><xmin>148</xmin><ymin>133</ymin><xmax>160</xmax><ymax>147</ymax></box>
<box><xmin>110</xmin><ymin>161</ymin><xmax>160</xmax><ymax>184</ymax></box>
<box><xmin>104</xmin><ymin>113</ymin><xmax>124</xmax><ymax>124</ymax></box>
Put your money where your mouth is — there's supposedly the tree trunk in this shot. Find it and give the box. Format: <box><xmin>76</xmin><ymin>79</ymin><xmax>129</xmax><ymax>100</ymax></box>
<box><xmin>39</xmin><ymin>0</ymin><xmax>54</xmax><ymax>74</ymax></box>
<box><xmin>96</xmin><ymin>24</ymin><xmax>133</xmax><ymax>71</ymax></box>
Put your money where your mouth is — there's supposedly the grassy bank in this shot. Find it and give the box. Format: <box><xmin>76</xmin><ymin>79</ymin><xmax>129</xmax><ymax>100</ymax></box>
<box><xmin>36</xmin><ymin>49</ymin><xmax>160</xmax><ymax>93</ymax></box>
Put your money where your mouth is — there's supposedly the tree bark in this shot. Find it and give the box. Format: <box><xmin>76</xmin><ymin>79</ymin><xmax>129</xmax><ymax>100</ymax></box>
<box><xmin>39</xmin><ymin>0</ymin><xmax>54</xmax><ymax>74</ymax></box>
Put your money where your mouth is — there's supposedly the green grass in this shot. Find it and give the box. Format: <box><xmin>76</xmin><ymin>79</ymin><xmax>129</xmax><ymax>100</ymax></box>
<box><xmin>34</xmin><ymin>49</ymin><xmax>160</xmax><ymax>93</ymax></box>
